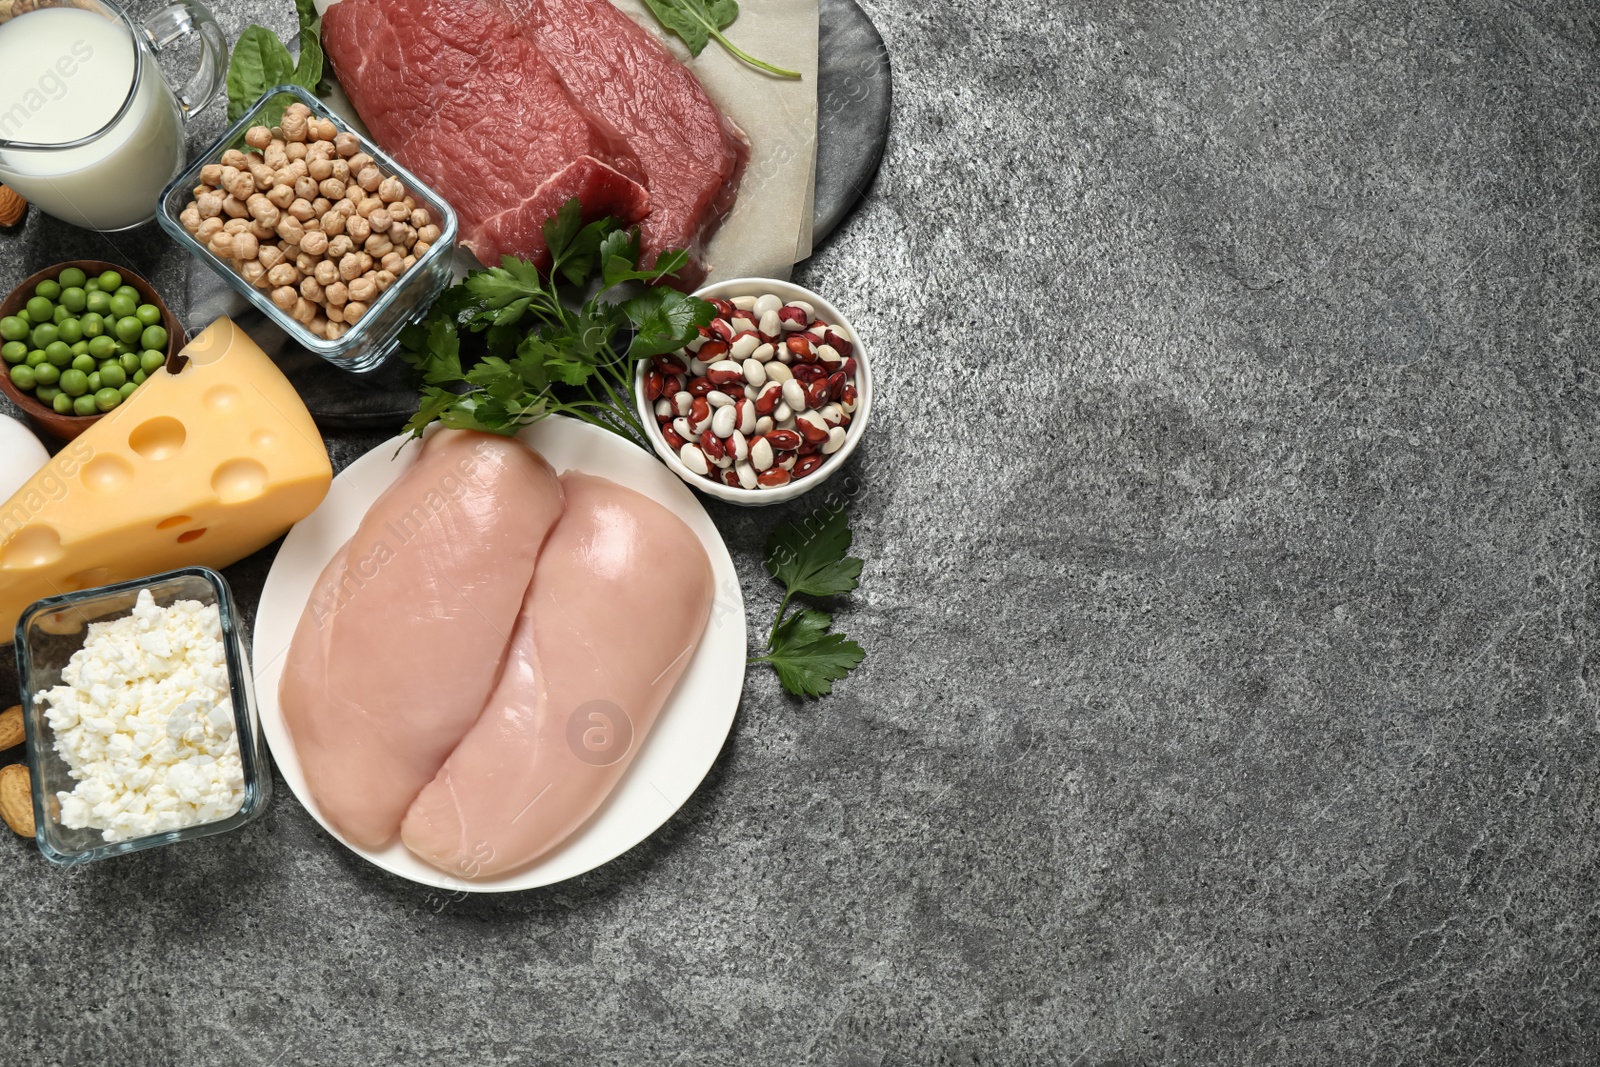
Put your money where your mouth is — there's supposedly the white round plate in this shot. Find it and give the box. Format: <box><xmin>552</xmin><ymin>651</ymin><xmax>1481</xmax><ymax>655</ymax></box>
<box><xmin>251</xmin><ymin>418</ymin><xmax>746</xmax><ymax>892</ymax></box>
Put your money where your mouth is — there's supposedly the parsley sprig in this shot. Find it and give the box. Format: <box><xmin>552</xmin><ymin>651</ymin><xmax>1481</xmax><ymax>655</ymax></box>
<box><xmin>399</xmin><ymin>198</ymin><xmax>714</xmax><ymax>445</ymax></box>
<box><xmin>750</xmin><ymin>504</ymin><xmax>866</xmax><ymax>697</ymax></box>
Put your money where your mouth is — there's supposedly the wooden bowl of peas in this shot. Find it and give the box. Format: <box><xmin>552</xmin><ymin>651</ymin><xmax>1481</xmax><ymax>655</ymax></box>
<box><xmin>0</xmin><ymin>261</ymin><xmax>186</xmax><ymax>441</ymax></box>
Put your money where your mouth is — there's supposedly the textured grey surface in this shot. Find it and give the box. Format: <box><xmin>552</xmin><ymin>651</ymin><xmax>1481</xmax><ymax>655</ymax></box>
<box><xmin>2</xmin><ymin>1</ymin><xmax>1599</xmax><ymax>1064</ymax></box>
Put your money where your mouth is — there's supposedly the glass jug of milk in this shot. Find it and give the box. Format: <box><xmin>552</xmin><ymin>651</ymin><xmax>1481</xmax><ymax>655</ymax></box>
<box><xmin>0</xmin><ymin>0</ymin><xmax>225</xmax><ymax>231</ymax></box>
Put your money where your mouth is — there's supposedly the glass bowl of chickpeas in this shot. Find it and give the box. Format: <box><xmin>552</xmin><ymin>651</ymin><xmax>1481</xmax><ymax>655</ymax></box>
<box><xmin>0</xmin><ymin>261</ymin><xmax>186</xmax><ymax>441</ymax></box>
<box><xmin>157</xmin><ymin>84</ymin><xmax>459</xmax><ymax>374</ymax></box>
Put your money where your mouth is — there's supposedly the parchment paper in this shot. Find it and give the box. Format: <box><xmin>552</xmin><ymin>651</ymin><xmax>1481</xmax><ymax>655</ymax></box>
<box><xmin>314</xmin><ymin>0</ymin><xmax>818</xmax><ymax>283</ymax></box>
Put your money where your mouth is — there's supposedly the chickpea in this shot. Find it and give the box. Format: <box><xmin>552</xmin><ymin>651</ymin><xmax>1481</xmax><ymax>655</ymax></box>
<box><xmin>276</xmin><ymin>215</ymin><xmax>306</xmax><ymax>245</ymax></box>
<box><xmin>345</xmin><ymin>215</ymin><xmax>371</xmax><ymax>243</ymax></box>
<box><xmin>325</xmin><ymin>321</ymin><xmax>348</xmax><ymax>341</ymax></box>
<box><xmin>294</xmin><ymin>175</ymin><xmax>319</xmax><ymax>202</ymax></box>
<box><xmin>270</xmin><ymin>285</ymin><xmax>298</xmax><ymax>311</ymax></box>
<box><xmin>285</xmin><ymin>141</ymin><xmax>308</xmax><ymax>162</ymax></box>
<box><xmin>258</xmin><ymin>245</ymin><xmax>286</xmax><ymax>271</ymax></box>
<box><xmin>196</xmin><ymin>191</ymin><xmax>224</xmax><ymax>219</ymax></box>
<box><xmin>311</xmin><ymin>196</ymin><xmax>332</xmax><ymax>216</ymax></box>
<box><xmin>330</xmin><ymin>159</ymin><xmax>351</xmax><ymax>184</ymax></box>
<box><xmin>300</xmin><ymin>277</ymin><xmax>324</xmax><ymax>302</ymax></box>
<box><xmin>179</xmin><ymin>204</ymin><xmax>201</xmax><ymax>234</ymax></box>
<box><xmin>364</xmin><ymin>234</ymin><xmax>393</xmax><ymax>258</ymax></box>
<box><xmin>220</xmin><ymin>148</ymin><xmax>247</xmax><ymax>168</ymax></box>
<box><xmin>223</xmin><ymin>217</ymin><xmax>249</xmax><ymax>235</ymax></box>
<box><xmin>390</xmin><ymin>224</ymin><xmax>415</xmax><ymax>249</ymax></box>
<box><xmin>334</xmin><ymin>132</ymin><xmax>361</xmax><ymax>158</ymax></box>
<box><xmin>338</xmin><ymin>253</ymin><xmax>365</xmax><ymax>282</ymax></box>
<box><xmin>288</xmin><ymin>198</ymin><xmax>315</xmax><ymax>223</ymax></box>
<box><xmin>248</xmin><ymin>160</ymin><xmax>276</xmax><ymax>189</ymax></box>
<box><xmin>357</xmin><ymin>252</ymin><xmax>374</xmax><ymax>273</ymax></box>
<box><xmin>233</xmin><ymin>233</ymin><xmax>260</xmax><ymax>261</ymax></box>
<box><xmin>303</xmin><ymin>216</ymin><xmax>322</xmax><ymax>233</ymax></box>
<box><xmin>380</xmin><ymin>252</ymin><xmax>405</xmax><ymax>274</ymax></box>
<box><xmin>300</xmin><ymin>230</ymin><xmax>330</xmax><ymax>257</ymax></box>
<box><xmin>313</xmin><ymin>118</ymin><xmax>339</xmax><ymax>142</ymax></box>
<box><xmin>416</xmin><ymin>223</ymin><xmax>441</xmax><ymax>245</ymax></box>
<box><xmin>266</xmin><ymin>184</ymin><xmax>295</xmax><ymax>210</ymax></box>
<box><xmin>306</xmin><ymin>140</ymin><xmax>335</xmax><ymax>162</ymax></box>
<box><xmin>343</xmin><ymin>301</ymin><xmax>369</xmax><ymax>323</ymax></box>
<box><xmin>325</xmin><ymin>303</ymin><xmax>345</xmax><ymax>324</ymax></box>
<box><xmin>227</xmin><ymin>174</ymin><xmax>255</xmax><ymax>203</ymax></box>
<box><xmin>267</xmin><ymin>263</ymin><xmax>301</xmax><ymax>288</ymax></box>
<box><xmin>410</xmin><ymin>207</ymin><xmax>432</xmax><ymax>229</ymax></box>
<box><xmin>199</xmin><ymin>163</ymin><xmax>223</xmax><ymax>186</ymax></box>
<box><xmin>327</xmin><ymin>235</ymin><xmax>355</xmax><ymax>259</ymax></box>
<box><xmin>314</xmin><ymin>260</ymin><xmax>339</xmax><ymax>287</ymax></box>
<box><xmin>320</xmin><ymin>210</ymin><xmax>347</xmax><ymax>237</ymax></box>
<box><xmin>348</xmin><ymin>276</ymin><xmax>378</xmax><ymax>303</ymax></box>
<box><xmin>319</xmin><ymin>178</ymin><xmax>346</xmax><ymax>201</ymax></box>
<box><xmin>281</xmin><ymin>104</ymin><xmax>311</xmax><ymax>143</ymax></box>
<box><xmin>374</xmin><ymin>269</ymin><xmax>397</xmax><ymax>293</ymax></box>
<box><xmin>208</xmin><ymin>231</ymin><xmax>234</xmax><ymax>258</ymax></box>
<box><xmin>309</xmin><ymin>315</ymin><xmax>329</xmax><ymax>340</ymax></box>
<box><xmin>308</xmin><ymin>157</ymin><xmax>333</xmax><ymax>182</ymax></box>
<box><xmin>192</xmin><ymin>183</ymin><xmax>213</xmax><ymax>199</ymax></box>
<box><xmin>263</xmin><ymin>142</ymin><xmax>288</xmax><ymax>169</ymax></box>
<box><xmin>249</xmin><ymin>218</ymin><xmax>278</xmax><ymax>241</ymax></box>
<box><xmin>245</xmin><ymin>125</ymin><xmax>273</xmax><ymax>150</ymax></box>
<box><xmin>196</xmin><ymin>217</ymin><xmax>224</xmax><ymax>242</ymax></box>
<box><xmin>240</xmin><ymin>260</ymin><xmax>268</xmax><ymax>287</ymax></box>
<box><xmin>222</xmin><ymin>195</ymin><xmax>249</xmax><ymax>219</ymax></box>
<box><xmin>291</xmin><ymin>296</ymin><xmax>317</xmax><ymax>324</ymax></box>
<box><xmin>402</xmin><ymin>255</ymin><xmax>416</xmax><ymax>270</ymax></box>
<box><xmin>347</xmin><ymin>152</ymin><xmax>373</xmax><ymax>173</ymax></box>
<box><xmin>324</xmin><ymin>281</ymin><xmax>349</xmax><ymax>307</ymax></box>
<box><xmin>377</xmin><ymin>177</ymin><xmax>405</xmax><ymax>203</ymax></box>
<box><xmin>294</xmin><ymin>251</ymin><xmax>318</xmax><ymax>274</ymax></box>
<box><xmin>367</xmin><ymin>208</ymin><xmax>392</xmax><ymax>234</ymax></box>
<box><xmin>356</xmin><ymin>166</ymin><xmax>381</xmax><ymax>193</ymax></box>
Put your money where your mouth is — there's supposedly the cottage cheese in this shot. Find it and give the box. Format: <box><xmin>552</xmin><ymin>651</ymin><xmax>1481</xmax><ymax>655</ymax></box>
<box><xmin>35</xmin><ymin>589</ymin><xmax>245</xmax><ymax>842</ymax></box>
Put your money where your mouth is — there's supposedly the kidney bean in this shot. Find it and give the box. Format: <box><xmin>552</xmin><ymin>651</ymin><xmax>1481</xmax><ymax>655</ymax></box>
<box><xmin>765</xmin><ymin>428</ymin><xmax>802</xmax><ymax>451</ymax></box>
<box><xmin>757</xmin><ymin>468</ymin><xmax>791</xmax><ymax>488</ymax></box>
<box><xmin>680</xmin><ymin>443</ymin><xmax>710</xmax><ymax>476</ymax></box>
<box><xmin>793</xmin><ymin>455</ymin><xmax>825</xmax><ymax>479</ymax></box>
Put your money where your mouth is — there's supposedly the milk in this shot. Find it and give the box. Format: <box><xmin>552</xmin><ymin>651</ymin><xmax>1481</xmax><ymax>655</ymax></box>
<box><xmin>0</xmin><ymin>7</ymin><xmax>183</xmax><ymax>231</ymax></box>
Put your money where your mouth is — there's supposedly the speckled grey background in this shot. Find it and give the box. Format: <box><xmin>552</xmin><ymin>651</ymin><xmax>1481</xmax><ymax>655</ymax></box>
<box><xmin>2</xmin><ymin>1</ymin><xmax>1598</xmax><ymax>1064</ymax></box>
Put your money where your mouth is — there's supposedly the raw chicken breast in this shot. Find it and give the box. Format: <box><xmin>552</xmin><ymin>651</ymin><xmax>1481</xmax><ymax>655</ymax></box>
<box><xmin>401</xmin><ymin>472</ymin><xmax>714</xmax><ymax>878</ymax></box>
<box><xmin>281</xmin><ymin>431</ymin><xmax>564</xmax><ymax>848</ymax></box>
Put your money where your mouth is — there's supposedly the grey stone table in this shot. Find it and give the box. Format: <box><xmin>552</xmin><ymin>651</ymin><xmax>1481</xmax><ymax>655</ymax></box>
<box><xmin>2</xmin><ymin>1</ymin><xmax>1597</xmax><ymax>1063</ymax></box>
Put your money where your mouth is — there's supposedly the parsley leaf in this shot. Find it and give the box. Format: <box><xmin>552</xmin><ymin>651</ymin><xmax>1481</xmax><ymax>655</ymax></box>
<box><xmin>642</xmin><ymin>0</ymin><xmax>800</xmax><ymax>78</ymax></box>
<box><xmin>750</xmin><ymin>504</ymin><xmax>867</xmax><ymax>698</ymax></box>
<box><xmin>761</xmin><ymin>609</ymin><xmax>865</xmax><ymax>698</ymax></box>
<box><xmin>764</xmin><ymin>503</ymin><xmax>863</xmax><ymax>598</ymax></box>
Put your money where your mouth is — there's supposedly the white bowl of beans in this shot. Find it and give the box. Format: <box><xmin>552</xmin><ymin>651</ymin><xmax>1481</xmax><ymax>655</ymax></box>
<box><xmin>634</xmin><ymin>278</ymin><xmax>873</xmax><ymax>506</ymax></box>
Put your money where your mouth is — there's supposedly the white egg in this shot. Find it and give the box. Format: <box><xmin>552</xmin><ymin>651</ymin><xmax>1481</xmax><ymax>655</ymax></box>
<box><xmin>0</xmin><ymin>414</ymin><xmax>48</xmax><ymax>502</ymax></box>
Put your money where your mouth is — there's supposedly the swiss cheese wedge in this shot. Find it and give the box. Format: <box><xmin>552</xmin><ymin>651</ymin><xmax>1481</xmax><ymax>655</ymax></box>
<box><xmin>0</xmin><ymin>317</ymin><xmax>331</xmax><ymax>641</ymax></box>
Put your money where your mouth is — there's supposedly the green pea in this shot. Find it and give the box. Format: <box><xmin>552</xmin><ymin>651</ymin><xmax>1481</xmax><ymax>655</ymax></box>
<box><xmin>72</xmin><ymin>395</ymin><xmax>98</xmax><ymax>417</ymax></box>
<box><xmin>119</xmin><ymin>352</ymin><xmax>141</xmax><ymax>375</ymax></box>
<box><xmin>113</xmin><ymin>340</ymin><xmax>134</xmax><ymax>356</ymax></box>
<box><xmin>32</xmin><ymin>363</ymin><xmax>59</xmax><ymax>387</ymax></box>
<box><xmin>68</xmin><ymin>341</ymin><xmax>89</xmax><ymax>358</ymax></box>
<box><xmin>79</xmin><ymin>312</ymin><xmax>104</xmax><ymax>338</ymax></box>
<box><xmin>132</xmin><ymin>369</ymin><xmax>148</xmax><ymax>385</ymax></box>
<box><xmin>9</xmin><ymin>364</ymin><xmax>36</xmax><ymax>391</ymax></box>
<box><xmin>44</xmin><ymin>340</ymin><xmax>71</xmax><ymax>364</ymax></box>
<box><xmin>29</xmin><ymin>323</ymin><xmax>57</xmax><ymax>349</ymax></box>
<box><xmin>87</xmin><ymin>335</ymin><xmax>115</xmax><ymax>360</ymax></box>
<box><xmin>56</xmin><ymin>317</ymin><xmax>82</xmax><ymax>344</ymax></box>
<box><xmin>51</xmin><ymin>305</ymin><xmax>70</xmax><ymax>325</ymax></box>
<box><xmin>114</xmin><ymin>317</ymin><xmax>144</xmax><ymax>345</ymax></box>
<box><xmin>25</xmin><ymin>296</ymin><xmax>53</xmax><ymax>322</ymax></box>
<box><xmin>86</xmin><ymin>371</ymin><xmax>101</xmax><ymax>393</ymax></box>
<box><xmin>135</xmin><ymin>303</ymin><xmax>161</xmax><ymax>327</ymax></box>
<box><xmin>83</xmin><ymin>278</ymin><xmax>100</xmax><ymax>293</ymax></box>
<box><xmin>53</xmin><ymin>393</ymin><xmax>73</xmax><ymax>415</ymax></box>
<box><xmin>98</xmin><ymin>364</ymin><xmax>126</xmax><ymax>389</ymax></box>
<box><xmin>107</xmin><ymin>293</ymin><xmax>137</xmax><ymax>320</ymax></box>
<box><xmin>59</xmin><ymin>287</ymin><xmax>87</xmax><ymax>314</ymax></box>
<box><xmin>118</xmin><ymin>381</ymin><xmax>137</xmax><ymax>400</ymax></box>
<box><xmin>84</xmin><ymin>290</ymin><xmax>110</xmax><ymax>315</ymax></box>
<box><xmin>139</xmin><ymin>349</ymin><xmax>165</xmax><ymax>374</ymax></box>
<box><xmin>35</xmin><ymin>385</ymin><xmax>60</xmax><ymax>404</ymax></box>
<box><xmin>34</xmin><ymin>280</ymin><xmax>60</xmax><ymax>302</ymax></box>
<box><xmin>57</xmin><ymin>267</ymin><xmax>86</xmax><ymax>290</ymax></box>
<box><xmin>0</xmin><ymin>341</ymin><xmax>24</xmax><ymax>364</ymax></box>
<box><xmin>13</xmin><ymin>309</ymin><xmax>27</xmax><ymax>325</ymax></box>
<box><xmin>93</xmin><ymin>387</ymin><xmax>121</xmax><ymax>412</ymax></box>
<box><xmin>114</xmin><ymin>285</ymin><xmax>138</xmax><ymax>303</ymax></box>
<box><xmin>140</xmin><ymin>324</ymin><xmax>168</xmax><ymax>351</ymax></box>
<box><xmin>24</xmin><ymin>349</ymin><xmax>45</xmax><ymax>367</ymax></box>
<box><xmin>0</xmin><ymin>316</ymin><xmax>27</xmax><ymax>342</ymax></box>
<box><xmin>59</xmin><ymin>369</ymin><xmax>88</xmax><ymax>396</ymax></box>
<box><xmin>96</xmin><ymin>270</ymin><xmax>122</xmax><ymax>292</ymax></box>
<box><xmin>70</xmin><ymin>354</ymin><xmax>95</xmax><ymax>374</ymax></box>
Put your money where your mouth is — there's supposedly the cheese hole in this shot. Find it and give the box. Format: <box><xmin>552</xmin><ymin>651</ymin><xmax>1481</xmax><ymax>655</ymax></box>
<box><xmin>211</xmin><ymin>458</ymin><xmax>269</xmax><ymax>503</ymax></box>
<box><xmin>155</xmin><ymin>515</ymin><xmax>191</xmax><ymax>530</ymax></box>
<box><xmin>204</xmin><ymin>385</ymin><xmax>243</xmax><ymax>414</ymax></box>
<box><xmin>0</xmin><ymin>524</ymin><xmax>64</xmax><ymax>570</ymax></box>
<box><xmin>62</xmin><ymin>568</ymin><xmax>113</xmax><ymax>592</ymax></box>
<box><xmin>81</xmin><ymin>454</ymin><xmax>135</xmax><ymax>493</ymax></box>
<box><xmin>176</xmin><ymin>529</ymin><xmax>206</xmax><ymax>544</ymax></box>
<box><xmin>250</xmin><ymin>429</ymin><xmax>278</xmax><ymax>451</ymax></box>
<box><xmin>129</xmin><ymin>417</ymin><xmax>187</xmax><ymax>461</ymax></box>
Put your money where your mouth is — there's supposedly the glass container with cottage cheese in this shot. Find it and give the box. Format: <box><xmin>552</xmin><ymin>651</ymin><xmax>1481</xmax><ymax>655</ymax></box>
<box><xmin>14</xmin><ymin>567</ymin><xmax>268</xmax><ymax>866</ymax></box>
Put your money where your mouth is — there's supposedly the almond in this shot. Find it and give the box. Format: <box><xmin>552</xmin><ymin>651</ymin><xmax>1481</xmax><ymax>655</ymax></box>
<box><xmin>0</xmin><ymin>184</ymin><xmax>24</xmax><ymax>229</ymax></box>
<box><xmin>0</xmin><ymin>705</ymin><xmax>21</xmax><ymax>751</ymax></box>
<box><xmin>0</xmin><ymin>763</ymin><xmax>34</xmax><ymax>837</ymax></box>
